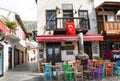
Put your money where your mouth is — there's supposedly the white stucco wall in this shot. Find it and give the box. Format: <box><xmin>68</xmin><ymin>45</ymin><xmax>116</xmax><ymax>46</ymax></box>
<box><xmin>3</xmin><ymin>42</ymin><xmax>9</xmax><ymax>72</ymax></box>
<box><xmin>61</xmin><ymin>41</ymin><xmax>78</xmax><ymax>61</ymax></box>
<box><xmin>98</xmin><ymin>11</ymin><xmax>115</xmax><ymax>21</ymax></box>
<box><xmin>37</xmin><ymin>0</ymin><xmax>97</xmax><ymax>35</ymax></box>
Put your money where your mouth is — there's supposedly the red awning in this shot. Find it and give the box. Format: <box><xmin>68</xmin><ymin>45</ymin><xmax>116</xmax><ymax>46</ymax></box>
<box><xmin>36</xmin><ymin>35</ymin><xmax>78</xmax><ymax>42</ymax></box>
<box><xmin>0</xmin><ymin>22</ymin><xmax>10</xmax><ymax>34</ymax></box>
<box><xmin>84</xmin><ymin>34</ymin><xmax>104</xmax><ymax>41</ymax></box>
<box><xmin>36</xmin><ymin>34</ymin><xmax>104</xmax><ymax>42</ymax></box>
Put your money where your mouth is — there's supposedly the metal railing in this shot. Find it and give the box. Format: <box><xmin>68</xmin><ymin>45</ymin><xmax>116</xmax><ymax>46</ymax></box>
<box><xmin>46</xmin><ymin>17</ymin><xmax>89</xmax><ymax>31</ymax></box>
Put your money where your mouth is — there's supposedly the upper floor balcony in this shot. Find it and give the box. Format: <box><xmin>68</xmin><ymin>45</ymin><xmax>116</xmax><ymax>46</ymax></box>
<box><xmin>98</xmin><ymin>22</ymin><xmax>120</xmax><ymax>35</ymax></box>
<box><xmin>45</xmin><ymin>17</ymin><xmax>90</xmax><ymax>34</ymax></box>
<box><xmin>95</xmin><ymin>1</ymin><xmax>120</xmax><ymax>36</ymax></box>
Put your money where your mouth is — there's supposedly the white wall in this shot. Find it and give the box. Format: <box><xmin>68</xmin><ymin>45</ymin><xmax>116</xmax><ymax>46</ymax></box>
<box><xmin>98</xmin><ymin>11</ymin><xmax>115</xmax><ymax>21</ymax></box>
<box><xmin>61</xmin><ymin>42</ymin><xmax>78</xmax><ymax>61</ymax></box>
<box><xmin>3</xmin><ymin>42</ymin><xmax>9</xmax><ymax>72</ymax></box>
<box><xmin>37</xmin><ymin>0</ymin><xmax>97</xmax><ymax>35</ymax></box>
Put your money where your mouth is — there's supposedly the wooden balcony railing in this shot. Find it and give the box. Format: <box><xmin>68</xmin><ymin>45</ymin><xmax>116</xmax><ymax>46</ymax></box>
<box><xmin>46</xmin><ymin>17</ymin><xmax>90</xmax><ymax>31</ymax></box>
<box><xmin>98</xmin><ymin>22</ymin><xmax>120</xmax><ymax>34</ymax></box>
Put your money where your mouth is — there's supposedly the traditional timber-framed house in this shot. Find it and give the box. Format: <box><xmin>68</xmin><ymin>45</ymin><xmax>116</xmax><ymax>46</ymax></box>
<box><xmin>94</xmin><ymin>0</ymin><xmax>120</xmax><ymax>58</ymax></box>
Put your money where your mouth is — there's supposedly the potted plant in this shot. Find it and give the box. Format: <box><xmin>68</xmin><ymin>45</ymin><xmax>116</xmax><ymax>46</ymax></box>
<box><xmin>4</xmin><ymin>21</ymin><xmax>17</xmax><ymax>33</ymax></box>
<box><xmin>0</xmin><ymin>15</ymin><xmax>17</xmax><ymax>33</ymax></box>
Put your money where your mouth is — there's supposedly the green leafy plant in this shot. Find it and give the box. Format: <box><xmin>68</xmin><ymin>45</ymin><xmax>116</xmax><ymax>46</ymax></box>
<box><xmin>4</xmin><ymin>21</ymin><xmax>17</xmax><ymax>31</ymax></box>
<box><xmin>0</xmin><ymin>15</ymin><xmax>17</xmax><ymax>32</ymax></box>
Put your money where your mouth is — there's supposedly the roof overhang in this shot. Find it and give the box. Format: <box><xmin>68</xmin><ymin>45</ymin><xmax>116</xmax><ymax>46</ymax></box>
<box><xmin>36</xmin><ymin>34</ymin><xmax>104</xmax><ymax>42</ymax></box>
<box><xmin>96</xmin><ymin>1</ymin><xmax>120</xmax><ymax>12</ymax></box>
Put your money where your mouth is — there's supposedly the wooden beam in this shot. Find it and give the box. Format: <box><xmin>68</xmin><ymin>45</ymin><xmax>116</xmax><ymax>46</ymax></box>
<box><xmin>100</xmin><ymin>7</ymin><xmax>106</xmax><ymax>30</ymax></box>
<box><xmin>104</xmin><ymin>2</ymin><xmax>120</xmax><ymax>6</ymax></box>
<box><xmin>95</xmin><ymin>1</ymin><xmax>120</xmax><ymax>10</ymax></box>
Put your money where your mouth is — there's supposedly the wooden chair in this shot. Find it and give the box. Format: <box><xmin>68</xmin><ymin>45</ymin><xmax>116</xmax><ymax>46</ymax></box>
<box><xmin>113</xmin><ymin>60</ymin><xmax>120</xmax><ymax>76</ymax></box>
<box><xmin>93</xmin><ymin>60</ymin><xmax>98</xmax><ymax>68</ymax></box>
<box><xmin>63</xmin><ymin>64</ymin><xmax>74</xmax><ymax>81</ymax></box>
<box><xmin>74</xmin><ymin>65</ymin><xmax>83</xmax><ymax>81</ymax></box>
<box><xmin>88</xmin><ymin>59</ymin><xmax>94</xmax><ymax>69</ymax></box>
<box><xmin>93</xmin><ymin>64</ymin><xmax>103</xmax><ymax>81</ymax></box>
<box><xmin>43</xmin><ymin>63</ymin><xmax>53</xmax><ymax>81</ymax></box>
<box><xmin>98</xmin><ymin>59</ymin><xmax>104</xmax><ymax>65</ymax></box>
<box><xmin>55</xmin><ymin>62</ymin><xmax>64</xmax><ymax>80</ymax></box>
<box><xmin>105</xmin><ymin>62</ymin><xmax>114</xmax><ymax>77</ymax></box>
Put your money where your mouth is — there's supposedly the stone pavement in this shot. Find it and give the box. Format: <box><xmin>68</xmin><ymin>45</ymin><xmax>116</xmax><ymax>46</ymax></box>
<box><xmin>0</xmin><ymin>62</ymin><xmax>120</xmax><ymax>81</ymax></box>
<box><xmin>0</xmin><ymin>62</ymin><xmax>42</xmax><ymax>81</ymax></box>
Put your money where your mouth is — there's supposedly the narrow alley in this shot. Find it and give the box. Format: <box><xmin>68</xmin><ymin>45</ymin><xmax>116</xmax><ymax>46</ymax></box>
<box><xmin>0</xmin><ymin>62</ymin><xmax>42</xmax><ymax>81</ymax></box>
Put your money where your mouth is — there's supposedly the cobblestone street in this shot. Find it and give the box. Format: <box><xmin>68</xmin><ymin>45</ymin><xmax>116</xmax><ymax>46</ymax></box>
<box><xmin>0</xmin><ymin>62</ymin><xmax>120</xmax><ymax>81</ymax></box>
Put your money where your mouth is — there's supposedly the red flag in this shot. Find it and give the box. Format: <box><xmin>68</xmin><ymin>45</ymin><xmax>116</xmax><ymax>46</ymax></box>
<box><xmin>66</xmin><ymin>22</ymin><xmax>76</xmax><ymax>35</ymax></box>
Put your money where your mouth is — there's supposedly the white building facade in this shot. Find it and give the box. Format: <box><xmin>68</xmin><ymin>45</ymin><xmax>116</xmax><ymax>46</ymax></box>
<box><xmin>0</xmin><ymin>14</ymin><xmax>30</xmax><ymax>77</ymax></box>
<box><xmin>36</xmin><ymin>0</ymin><xmax>104</xmax><ymax>64</ymax></box>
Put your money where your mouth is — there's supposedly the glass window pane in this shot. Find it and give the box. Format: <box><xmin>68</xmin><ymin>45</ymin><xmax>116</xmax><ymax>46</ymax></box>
<box><xmin>84</xmin><ymin>12</ymin><xmax>87</xmax><ymax>16</ymax></box>
<box><xmin>46</xmin><ymin>10</ymin><xmax>56</xmax><ymax>29</ymax></box>
<box><xmin>80</xmin><ymin>12</ymin><xmax>84</xmax><ymax>15</ymax></box>
<box><xmin>79</xmin><ymin>10</ymin><xmax>90</xmax><ymax>29</ymax></box>
<box><xmin>55</xmin><ymin>47</ymin><xmax>60</xmax><ymax>56</ymax></box>
<box><xmin>48</xmin><ymin>48</ymin><xmax>53</xmax><ymax>56</ymax></box>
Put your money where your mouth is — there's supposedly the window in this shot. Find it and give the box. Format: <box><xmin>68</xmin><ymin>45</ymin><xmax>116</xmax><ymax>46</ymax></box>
<box><xmin>97</xmin><ymin>15</ymin><xmax>107</xmax><ymax>25</ymax></box>
<box><xmin>66</xmin><ymin>51</ymin><xmax>73</xmax><ymax>55</ymax></box>
<box><xmin>78</xmin><ymin>10</ymin><xmax>90</xmax><ymax>29</ymax></box>
<box><xmin>48</xmin><ymin>48</ymin><xmax>53</xmax><ymax>57</ymax></box>
<box><xmin>62</xmin><ymin>10</ymin><xmax>73</xmax><ymax>28</ymax></box>
<box><xmin>116</xmin><ymin>15</ymin><xmax>120</xmax><ymax>22</ymax></box>
<box><xmin>62</xmin><ymin>4</ymin><xmax>73</xmax><ymax>28</ymax></box>
<box><xmin>46</xmin><ymin>10</ymin><xmax>56</xmax><ymax>30</ymax></box>
<box><xmin>114</xmin><ymin>42</ymin><xmax>120</xmax><ymax>50</ymax></box>
<box><xmin>63</xmin><ymin>10</ymin><xmax>73</xmax><ymax>20</ymax></box>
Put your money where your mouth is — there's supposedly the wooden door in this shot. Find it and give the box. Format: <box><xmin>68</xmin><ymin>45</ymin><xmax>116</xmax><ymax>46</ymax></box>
<box><xmin>84</xmin><ymin>42</ymin><xmax>92</xmax><ymax>59</ymax></box>
<box><xmin>8</xmin><ymin>48</ymin><xmax>12</xmax><ymax>69</ymax></box>
<box><xmin>46</xmin><ymin>42</ymin><xmax>61</xmax><ymax>65</ymax></box>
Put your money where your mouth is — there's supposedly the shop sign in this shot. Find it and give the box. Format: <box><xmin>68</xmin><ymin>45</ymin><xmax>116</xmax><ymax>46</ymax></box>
<box><xmin>112</xmin><ymin>50</ymin><xmax>120</xmax><ymax>60</ymax></box>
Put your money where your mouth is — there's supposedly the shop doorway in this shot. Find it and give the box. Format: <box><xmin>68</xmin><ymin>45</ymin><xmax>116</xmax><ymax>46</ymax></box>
<box><xmin>0</xmin><ymin>45</ymin><xmax>3</xmax><ymax>76</ymax></box>
<box><xmin>8</xmin><ymin>47</ymin><xmax>12</xmax><ymax>70</ymax></box>
<box><xmin>14</xmin><ymin>49</ymin><xmax>19</xmax><ymax>66</ymax></box>
<box><xmin>46</xmin><ymin>42</ymin><xmax>61</xmax><ymax>65</ymax></box>
<box><xmin>84</xmin><ymin>42</ymin><xmax>92</xmax><ymax>59</ymax></box>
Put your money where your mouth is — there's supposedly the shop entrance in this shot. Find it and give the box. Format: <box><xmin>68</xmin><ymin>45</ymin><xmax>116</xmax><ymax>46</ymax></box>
<box><xmin>84</xmin><ymin>42</ymin><xmax>92</xmax><ymax>59</ymax></box>
<box><xmin>46</xmin><ymin>42</ymin><xmax>61</xmax><ymax>65</ymax></box>
<box><xmin>0</xmin><ymin>45</ymin><xmax>3</xmax><ymax>76</ymax></box>
<box><xmin>8</xmin><ymin>47</ymin><xmax>12</xmax><ymax>69</ymax></box>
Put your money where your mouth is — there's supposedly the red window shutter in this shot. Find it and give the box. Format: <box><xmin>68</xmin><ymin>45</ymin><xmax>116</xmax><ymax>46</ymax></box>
<box><xmin>66</xmin><ymin>22</ymin><xmax>76</xmax><ymax>35</ymax></box>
